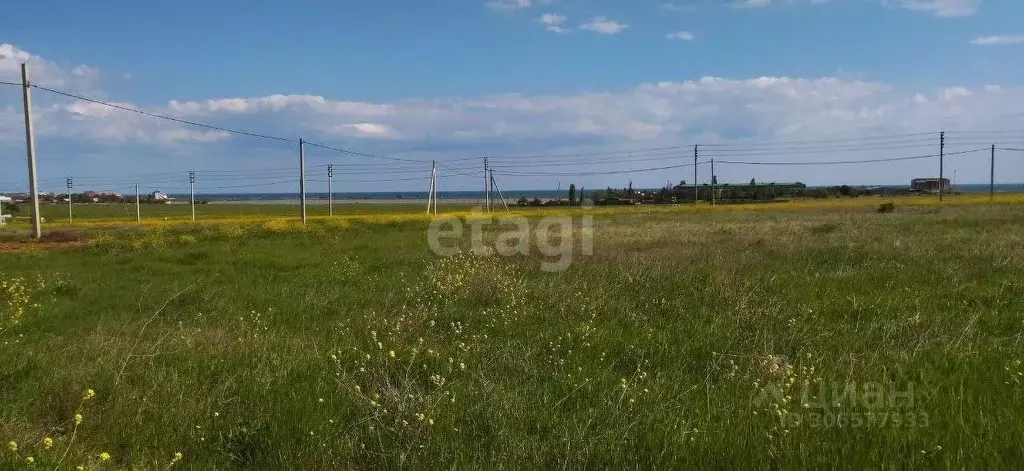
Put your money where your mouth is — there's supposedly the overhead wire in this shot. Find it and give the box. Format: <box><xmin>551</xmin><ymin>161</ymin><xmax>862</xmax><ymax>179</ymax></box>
<box><xmin>715</xmin><ymin>148</ymin><xmax>986</xmax><ymax>166</ymax></box>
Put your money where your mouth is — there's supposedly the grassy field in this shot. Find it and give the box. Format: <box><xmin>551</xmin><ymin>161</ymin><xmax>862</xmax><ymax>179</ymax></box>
<box><xmin>1</xmin><ymin>197</ymin><xmax>1023</xmax><ymax>468</ymax></box>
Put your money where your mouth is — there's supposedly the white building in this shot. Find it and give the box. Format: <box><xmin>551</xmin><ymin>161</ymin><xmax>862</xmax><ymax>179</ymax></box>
<box><xmin>0</xmin><ymin>195</ymin><xmax>11</xmax><ymax>226</ymax></box>
<box><xmin>151</xmin><ymin>190</ymin><xmax>169</xmax><ymax>201</ymax></box>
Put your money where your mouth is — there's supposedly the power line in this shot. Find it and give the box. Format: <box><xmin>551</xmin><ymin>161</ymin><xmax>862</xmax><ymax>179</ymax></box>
<box><xmin>712</xmin><ymin>149</ymin><xmax>983</xmax><ymax>167</ymax></box>
<box><xmin>309</xmin><ymin>175</ymin><xmax>430</xmax><ymax>183</ymax></box>
<box><xmin>499</xmin><ymin>161</ymin><xmax>705</xmax><ymax>177</ymax></box>
<box><xmin>435</xmin><ymin>161</ymin><xmax>478</xmax><ymax>178</ymax></box>
<box><xmin>31</xmin><ymin>85</ymin><xmax>297</xmax><ymax>143</ymax></box>
<box><xmin>202</xmin><ymin>179</ymin><xmax>298</xmax><ymax>191</ymax></box>
<box><xmin>302</xmin><ymin>141</ymin><xmax>423</xmax><ymax>163</ymax></box>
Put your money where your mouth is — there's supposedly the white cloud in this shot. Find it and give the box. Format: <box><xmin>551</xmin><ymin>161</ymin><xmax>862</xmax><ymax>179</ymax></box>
<box><xmin>579</xmin><ymin>17</ymin><xmax>628</xmax><ymax>35</ymax></box>
<box><xmin>891</xmin><ymin>0</ymin><xmax>981</xmax><ymax>17</ymax></box>
<box><xmin>156</xmin><ymin>76</ymin><xmax>1024</xmax><ymax>149</ymax></box>
<box><xmin>666</xmin><ymin>31</ymin><xmax>696</xmax><ymax>41</ymax></box>
<box><xmin>4</xmin><ymin>42</ymin><xmax>1024</xmax><ymax>188</ymax></box>
<box><xmin>970</xmin><ymin>35</ymin><xmax>1024</xmax><ymax>46</ymax></box>
<box><xmin>538</xmin><ymin>13</ymin><xmax>568</xmax><ymax>33</ymax></box>
<box><xmin>0</xmin><ymin>43</ymin><xmax>101</xmax><ymax>92</ymax></box>
<box><xmin>331</xmin><ymin>123</ymin><xmax>397</xmax><ymax>138</ymax></box>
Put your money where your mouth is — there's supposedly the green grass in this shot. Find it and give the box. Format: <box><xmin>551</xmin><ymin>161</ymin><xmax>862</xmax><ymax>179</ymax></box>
<box><xmin>1</xmin><ymin>203</ymin><xmax>1023</xmax><ymax>468</ymax></box>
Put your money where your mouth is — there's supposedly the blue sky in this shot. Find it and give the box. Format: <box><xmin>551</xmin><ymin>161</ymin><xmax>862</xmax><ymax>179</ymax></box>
<box><xmin>1</xmin><ymin>0</ymin><xmax>1023</xmax><ymax>194</ymax></box>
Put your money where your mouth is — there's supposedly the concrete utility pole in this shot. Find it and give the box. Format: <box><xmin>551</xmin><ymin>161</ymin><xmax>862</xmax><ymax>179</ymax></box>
<box><xmin>990</xmin><ymin>145</ymin><xmax>996</xmax><ymax>202</ymax></box>
<box><xmin>483</xmin><ymin>158</ymin><xmax>490</xmax><ymax>213</ymax></box>
<box><xmin>135</xmin><ymin>183</ymin><xmax>141</xmax><ymax>223</ymax></box>
<box><xmin>938</xmin><ymin>131</ymin><xmax>945</xmax><ymax>202</ymax></box>
<box><xmin>711</xmin><ymin>158</ymin><xmax>716</xmax><ymax>207</ymax></box>
<box><xmin>427</xmin><ymin>160</ymin><xmax>436</xmax><ymax>215</ymax></box>
<box><xmin>189</xmin><ymin>171</ymin><xmax>196</xmax><ymax>222</ymax></box>
<box><xmin>21</xmin><ymin>63</ymin><xmax>42</xmax><ymax>239</ymax></box>
<box><xmin>299</xmin><ymin>138</ymin><xmax>307</xmax><ymax>224</ymax></box>
<box><xmin>66</xmin><ymin>177</ymin><xmax>73</xmax><ymax>223</ymax></box>
<box><xmin>693</xmin><ymin>144</ymin><xmax>699</xmax><ymax>205</ymax></box>
<box><xmin>490</xmin><ymin>169</ymin><xmax>509</xmax><ymax>212</ymax></box>
<box><xmin>327</xmin><ymin>163</ymin><xmax>334</xmax><ymax>217</ymax></box>
<box><xmin>431</xmin><ymin>161</ymin><xmax>438</xmax><ymax>215</ymax></box>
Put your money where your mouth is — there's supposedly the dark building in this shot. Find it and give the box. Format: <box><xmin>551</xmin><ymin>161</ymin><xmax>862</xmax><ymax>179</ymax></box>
<box><xmin>911</xmin><ymin>178</ymin><xmax>950</xmax><ymax>192</ymax></box>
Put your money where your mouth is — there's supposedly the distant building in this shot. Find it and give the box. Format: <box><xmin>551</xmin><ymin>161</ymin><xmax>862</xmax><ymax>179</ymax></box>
<box><xmin>911</xmin><ymin>178</ymin><xmax>950</xmax><ymax>192</ymax></box>
<box><xmin>0</xmin><ymin>195</ymin><xmax>11</xmax><ymax>226</ymax></box>
<box><xmin>151</xmin><ymin>190</ymin><xmax>169</xmax><ymax>201</ymax></box>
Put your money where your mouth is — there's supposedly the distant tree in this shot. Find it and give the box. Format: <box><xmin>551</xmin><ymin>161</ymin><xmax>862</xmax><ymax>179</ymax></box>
<box><xmin>628</xmin><ymin>181</ymin><xmax>633</xmax><ymax>194</ymax></box>
<box><xmin>568</xmin><ymin>183</ymin><xmax>577</xmax><ymax>206</ymax></box>
<box><xmin>516</xmin><ymin>196</ymin><xmax>528</xmax><ymax>206</ymax></box>
<box><xmin>750</xmin><ymin>178</ymin><xmax>757</xmax><ymax>185</ymax></box>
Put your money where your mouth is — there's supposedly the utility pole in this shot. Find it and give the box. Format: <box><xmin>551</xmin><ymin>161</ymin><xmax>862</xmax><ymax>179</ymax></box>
<box><xmin>189</xmin><ymin>171</ymin><xmax>196</xmax><ymax>222</ymax></box>
<box><xmin>490</xmin><ymin>170</ymin><xmax>509</xmax><ymax>212</ymax></box>
<box><xmin>990</xmin><ymin>145</ymin><xmax>996</xmax><ymax>202</ymax></box>
<box><xmin>327</xmin><ymin>163</ymin><xmax>334</xmax><ymax>217</ymax></box>
<box><xmin>427</xmin><ymin>160</ymin><xmax>436</xmax><ymax>215</ymax></box>
<box><xmin>432</xmin><ymin>161</ymin><xmax>438</xmax><ymax>215</ymax></box>
<box><xmin>299</xmin><ymin>138</ymin><xmax>307</xmax><ymax>224</ymax></box>
<box><xmin>711</xmin><ymin>158</ymin><xmax>716</xmax><ymax>207</ymax></box>
<box><xmin>135</xmin><ymin>183</ymin><xmax>140</xmax><ymax>223</ymax></box>
<box><xmin>693</xmin><ymin>144</ymin><xmax>699</xmax><ymax>205</ymax></box>
<box><xmin>938</xmin><ymin>131</ymin><xmax>945</xmax><ymax>202</ymax></box>
<box><xmin>21</xmin><ymin>63</ymin><xmax>41</xmax><ymax>239</ymax></box>
<box><xmin>66</xmin><ymin>177</ymin><xmax>73</xmax><ymax>223</ymax></box>
<box><xmin>484</xmin><ymin>158</ymin><xmax>491</xmax><ymax>213</ymax></box>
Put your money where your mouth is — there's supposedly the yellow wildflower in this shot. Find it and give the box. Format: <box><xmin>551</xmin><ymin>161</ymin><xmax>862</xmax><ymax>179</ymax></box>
<box><xmin>7</xmin><ymin>441</ymin><xmax>16</xmax><ymax>452</ymax></box>
<box><xmin>74</xmin><ymin>414</ymin><xmax>83</xmax><ymax>425</ymax></box>
<box><xmin>42</xmin><ymin>437</ymin><xmax>53</xmax><ymax>449</ymax></box>
<box><xmin>99</xmin><ymin>452</ymin><xmax>111</xmax><ymax>461</ymax></box>
<box><xmin>82</xmin><ymin>389</ymin><xmax>96</xmax><ymax>401</ymax></box>
<box><xmin>25</xmin><ymin>456</ymin><xmax>34</xmax><ymax>464</ymax></box>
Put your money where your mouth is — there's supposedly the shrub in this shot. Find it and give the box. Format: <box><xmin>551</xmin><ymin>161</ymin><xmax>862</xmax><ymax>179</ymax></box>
<box><xmin>877</xmin><ymin>202</ymin><xmax>896</xmax><ymax>213</ymax></box>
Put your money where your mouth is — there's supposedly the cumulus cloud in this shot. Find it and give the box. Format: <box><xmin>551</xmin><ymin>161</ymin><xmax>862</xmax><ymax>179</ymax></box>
<box><xmin>155</xmin><ymin>76</ymin><xmax>1024</xmax><ymax>149</ymax></box>
<box><xmin>538</xmin><ymin>13</ymin><xmax>568</xmax><ymax>33</ymax></box>
<box><xmin>579</xmin><ymin>17</ymin><xmax>628</xmax><ymax>35</ymax></box>
<box><xmin>970</xmin><ymin>35</ymin><xmax>1024</xmax><ymax>46</ymax></box>
<box><xmin>0</xmin><ymin>43</ymin><xmax>101</xmax><ymax>93</ymax></box>
<box><xmin>3</xmin><ymin>43</ymin><xmax>1024</xmax><ymax>188</ymax></box>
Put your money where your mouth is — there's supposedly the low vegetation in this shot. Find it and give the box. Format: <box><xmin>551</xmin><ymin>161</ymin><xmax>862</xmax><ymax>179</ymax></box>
<box><xmin>1</xmin><ymin>199</ymin><xmax>1022</xmax><ymax>467</ymax></box>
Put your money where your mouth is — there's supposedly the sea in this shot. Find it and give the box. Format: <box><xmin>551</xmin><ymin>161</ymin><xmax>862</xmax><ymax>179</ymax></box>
<box><xmin>165</xmin><ymin>184</ymin><xmax>1024</xmax><ymax>204</ymax></box>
